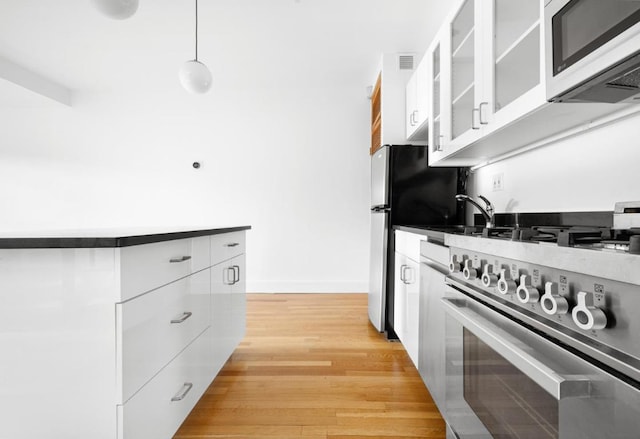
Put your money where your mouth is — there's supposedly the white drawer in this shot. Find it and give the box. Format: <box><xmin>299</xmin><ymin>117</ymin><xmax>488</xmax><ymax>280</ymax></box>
<box><xmin>119</xmin><ymin>236</ymin><xmax>211</xmax><ymax>301</ymax></box>
<box><xmin>117</xmin><ymin>269</ymin><xmax>210</xmax><ymax>403</ymax></box>
<box><xmin>117</xmin><ymin>328</ymin><xmax>212</xmax><ymax>439</ymax></box>
<box><xmin>211</xmin><ymin>231</ymin><xmax>245</xmax><ymax>265</ymax></box>
<box><xmin>395</xmin><ymin>230</ymin><xmax>426</xmax><ymax>262</ymax></box>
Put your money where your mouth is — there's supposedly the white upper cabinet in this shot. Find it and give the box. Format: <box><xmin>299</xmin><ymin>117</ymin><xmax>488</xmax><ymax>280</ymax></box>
<box><xmin>427</xmin><ymin>0</ymin><xmax>637</xmax><ymax>167</ymax></box>
<box><xmin>428</xmin><ymin>31</ymin><xmax>448</xmax><ymax>165</ymax></box>
<box><xmin>431</xmin><ymin>0</ymin><xmax>543</xmax><ymax>165</ymax></box>
<box><xmin>406</xmin><ymin>55</ymin><xmax>430</xmax><ymax>141</ymax></box>
<box><xmin>491</xmin><ymin>0</ymin><xmax>542</xmax><ymax>124</ymax></box>
<box><xmin>448</xmin><ymin>0</ymin><xmax>485</xmax><ymax>151</ymax></box>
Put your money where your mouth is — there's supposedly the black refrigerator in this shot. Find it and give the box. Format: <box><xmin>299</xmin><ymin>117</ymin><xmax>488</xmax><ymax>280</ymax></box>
<box><xmin>368</xmin><ymin>145</ymin><xmax>466</xmax><ymax>338</ymax></box>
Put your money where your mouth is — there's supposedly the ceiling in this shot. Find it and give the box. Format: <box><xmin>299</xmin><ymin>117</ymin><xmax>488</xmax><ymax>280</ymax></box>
<box><xmin>0</xmin><ymin>0</ymin><xmax>452</xmax><ymax>100</ymax></box>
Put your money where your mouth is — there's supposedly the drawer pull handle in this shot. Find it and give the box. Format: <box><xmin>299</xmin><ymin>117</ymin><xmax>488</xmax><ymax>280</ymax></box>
<box><xmin>169</xmin><ymin>255</ymin><xmax>192</xmax><ymax>263</ymax></box>
<box><xmin>170</xmin><ymin>311</ymin><xmax>193</xmax><ymax>324</ymax></box>
<box><xmin>171</xmin><ymin>382</ymin><xmax>193</xmax><ymax>402</ymax></box>
<box><xmin>225</xmin><ymin>242</ymin><xmax>240</xmax><ymax>247</ymax></box>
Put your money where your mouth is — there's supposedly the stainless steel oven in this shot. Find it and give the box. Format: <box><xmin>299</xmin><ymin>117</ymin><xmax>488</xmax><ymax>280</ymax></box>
<box><xmin>441</xmin><ymin>225</ymin><xmax>640</xmax><ymax>439</ymax></box>
<box><xmin>545</xmin><ymin>0</ymin><xmax>640</xmax><ymax>103</ymax></box>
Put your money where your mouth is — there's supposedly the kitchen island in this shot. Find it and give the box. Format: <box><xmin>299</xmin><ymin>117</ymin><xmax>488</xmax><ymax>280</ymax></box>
<box><xmin>0</xmin><ymin>226</ymin><xmax>250</xmax><ymax>439</ymax></box>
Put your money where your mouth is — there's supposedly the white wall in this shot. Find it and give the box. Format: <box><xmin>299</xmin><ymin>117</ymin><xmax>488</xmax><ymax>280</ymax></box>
<box><xmin>470</xmin><ymin>110</ymin><xmax>640</xmax><ymax>213</ymax></box>
<box><xmin>0</xmin><ymin>83</ymin><xmax>371</xmax><ymax>293</ymax></box>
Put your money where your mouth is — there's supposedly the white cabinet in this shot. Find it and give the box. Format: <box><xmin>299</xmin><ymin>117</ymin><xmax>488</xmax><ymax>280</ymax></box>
<box><xmin>418</xmin><ymin>239</ymin><xmax>450</xmax><ymax>413</ymax></box>
<box><xmin>118</xmin><ymin>326</ymin><xmax>213</xmax><ymax>439</ymax></box>
<box><xmin>428</xmin><ymin>31</ymin><xmax>447</xmax><ymax>164</ymax></box>
<box><xmin>393</xmin><ymin>230</ymin><xmax>425</xmax><ymax>367</ymax></box>
<box><xmin>429</xmin><ymin>0</ymin><xmax>544</xmax><ymax>166</ymax></box>
<box><xmin>117</xmin><ymin>268</ymin><xmax>211</xmax><ymax>403</ymax></box>
<box><xmin>0</xmin><ymin>228</ymin><xmax>248</xmax><ymax>439</ymax></box>
<box><xmin>371</xmin><ymin>53</ymin><xmax>418</xmax><ymax>154</ymax></box>
<box><xmin>211</xmin><ymin>253</ymin><xmax>246</xmax><ymax>377</ymax></box>
<box><xmin>405</xmin><ymin>55</ymin><xmax>430</xmax><ymax>141</ymax></box>
<box><xmin>424</xmin><ymin>0</ymin><xmax>639</xmax><ymax>167</ymax></box>
<box><xmin>447</xmin><ymin>0</ymin><xmax>485</xmax><ymax>152</ymax></box>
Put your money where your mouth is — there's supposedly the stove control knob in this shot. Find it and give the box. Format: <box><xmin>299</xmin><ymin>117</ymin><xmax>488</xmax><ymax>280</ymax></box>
<box><xmin>463</xmin><ymin>259</ymin><xmax>480</xmax><ymax>280</ymax></box>
<box><xmin>572</xmin><ymin>291</ymin><xmax>607</xmax><ymax>330</ymax></box>
<box><xmin>448</xmin><ymin>254</ymin><xmax>464</xmax><ymax>273</ymax></box>
<box><xmin>497</xmin><ymin>268</ymin><xmax>517</xmax><ymax>295</ymax></box>
<box><xmin>481</xmin><ymin>264</ymin><xmax>499</xmax><ymax>288</ymax></box>
<box><xmin>540</xmin><ymin>282</ymin><xmax>569</xmax><ymax>315</ymax></box>
<box><xmin>516</xmin><ymin>275</ymin><xmax>540</xmax><ymax>303</ymax></box>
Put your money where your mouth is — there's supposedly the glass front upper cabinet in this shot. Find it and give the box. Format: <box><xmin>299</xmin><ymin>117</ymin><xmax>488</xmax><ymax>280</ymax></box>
<box><xmin>493</xmin><ymin>0</ymin><xmax>541</xmax><ymax>114</ymax></box>
<box><xmin>451</xmin><ymin>0</ymin><xmax>476</xmax><ymax>140</ymax></box>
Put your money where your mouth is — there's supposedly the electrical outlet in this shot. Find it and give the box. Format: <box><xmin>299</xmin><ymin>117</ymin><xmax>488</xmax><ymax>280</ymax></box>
<box><xmin>492</xmin><ymin>173</ymin><xmax>504</xmax><ymax>191</ymax></box>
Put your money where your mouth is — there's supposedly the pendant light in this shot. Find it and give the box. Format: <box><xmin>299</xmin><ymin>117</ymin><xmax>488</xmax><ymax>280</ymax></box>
<box><xmin>179</xmin><ymin>0</ymin><xmax>212</xmax><ymax>94</ymax></box>
<box><xmin>92</xmin><ymin>0</ymin><xmax>139</xmax><ymax>20</ymax></box>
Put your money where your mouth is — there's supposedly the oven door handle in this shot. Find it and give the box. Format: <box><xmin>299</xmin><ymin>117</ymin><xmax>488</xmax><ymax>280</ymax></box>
<box><xmin>441</xmin><ymin>296</ymin><xmax>592</xmax><ymax>400</ymax></box>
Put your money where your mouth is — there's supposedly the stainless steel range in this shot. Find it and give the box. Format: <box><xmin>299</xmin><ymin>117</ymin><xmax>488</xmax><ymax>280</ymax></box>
<box><xmin>440</xmin><ymin>204</ymin><xmax>640</xmax><ymax>439</ymax></box>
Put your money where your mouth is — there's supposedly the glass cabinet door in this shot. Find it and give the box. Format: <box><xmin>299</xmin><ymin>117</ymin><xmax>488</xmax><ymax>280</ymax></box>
<box><xmin>431</xmin><ymin>42</ymin><xmax>442</xmax><ymax>154</ymax></box>
<box><xmin>451</xmin><ymin>0</ymin><xmax>477</xmax><ymax>140</ymax></box>
<box><xmin>493</xmin><ymin>0</ymin><xmax>541</xmax><ymax>114</ymax></box>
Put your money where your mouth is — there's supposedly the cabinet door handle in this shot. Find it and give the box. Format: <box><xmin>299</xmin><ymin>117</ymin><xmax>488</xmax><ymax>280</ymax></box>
<box><xmin>436</xmin><ymin>135</ymin><xmax>444</xmax><ymax>152</ymax></box>
<box><xmin>232</xmin><ymin>265</ymin><xmax>240</xmax><ymax>284</ymax></box>
<box><xmin>171</xmin><ymin>382</ymin><xmax>193</xmax><ymax>402</ymax></box>
<box><xmin>479</xmin><ymin>101</ymin><xmax>489</xmax><ymax>125</ymax></box>
<box><xmin>405</xmin><ymin>267</ymin><xmax>414</xmax><ymax>284</ymax></box>
<box><xmin>400</xmin><ymin>264</ymin><xmax>407</xmax><ymax>283</ymax></box>
<box><xmin>170</xmin><ymin>311</ymin><xmax>193</xmax><ymax>324</ymax></box>
<box><xmin>413</xmin><ymin>110</ymin><xmax>419</xmax><ymax>125</ymax></box>
<box><xmin>402</xmin><ymin>266</ymin><xmax>414</xmax><ymax>284</ymax></box>
<box><xmin>224</xmin><ymin>266</ymin><xmax>235</xmax><ymax>285</ymax></box>
<box><xmin>169</xmin><ymin>255</ymin><xmax>192</xmax><ymax>263</ymax></box>
<box><xmin>225</xmin><ymin>242</ymin><xmax>240</xmax><ymax>247</ymax></box>
<box><xmin>224</xmin><ymin>267</ymin><xmax>232</xmax><ymax>285</ymax></box>
<box><xmin>471</xmin><ymin>108</ymin><xmax>480</xmax><ymax>130</ymax></box>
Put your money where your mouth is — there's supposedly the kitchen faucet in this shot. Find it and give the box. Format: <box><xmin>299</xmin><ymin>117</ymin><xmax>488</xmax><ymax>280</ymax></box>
<box><xmin>456</xmin><ymin>194</ymin><xmax>495</xmax><ymax>229</ymax></box>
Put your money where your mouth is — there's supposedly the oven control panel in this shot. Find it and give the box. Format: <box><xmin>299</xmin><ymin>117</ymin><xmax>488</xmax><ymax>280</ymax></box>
<box><xmin>446</xmin><ymin>247</ymin><xmax>640</xmax><ymax>358</ymax></box>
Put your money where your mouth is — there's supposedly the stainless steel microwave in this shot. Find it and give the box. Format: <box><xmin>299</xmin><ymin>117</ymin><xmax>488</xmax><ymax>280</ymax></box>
<box><xmin>545</xmin><ymin>0</ymin><xmax>640</xmax><ymax>103</ymax></box>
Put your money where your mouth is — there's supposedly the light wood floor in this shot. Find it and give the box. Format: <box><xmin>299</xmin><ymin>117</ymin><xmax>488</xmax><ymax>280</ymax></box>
<box><xmin>174</xmin><ymin>293</ymin><xmax>445</xmax><ymax>439</ymax></box>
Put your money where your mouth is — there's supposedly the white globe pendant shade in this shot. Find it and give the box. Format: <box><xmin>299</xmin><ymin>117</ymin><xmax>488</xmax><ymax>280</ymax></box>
<box><xmin>92</xmin><ymin>0</ymin><xmax>139</xmax><ymax>20</ymax></box>
<box><xmin>179</xmin><ymin>60</ymin><xmax>212</xmax><ymax>94</ymax></box>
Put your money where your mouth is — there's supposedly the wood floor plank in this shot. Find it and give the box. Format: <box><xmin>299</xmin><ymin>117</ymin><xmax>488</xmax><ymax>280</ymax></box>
<box><xmin>173</xmin><ymin>293</ymin><xmax>445</xmax><ymax>439</ymax></box>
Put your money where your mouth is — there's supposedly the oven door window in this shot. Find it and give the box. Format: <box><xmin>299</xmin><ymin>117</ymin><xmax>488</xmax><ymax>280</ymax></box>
<box><xmin>552</xmin><ymin>0</ymin><xmax>640</xmax><ymax>75</ymax></box>
<box><xmin>463</xmin><ymin>328</ymin><xmax>558</xmax><ymax>439</ymax></box>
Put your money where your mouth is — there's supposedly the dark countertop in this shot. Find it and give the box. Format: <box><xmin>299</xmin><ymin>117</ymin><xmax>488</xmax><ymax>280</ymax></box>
<box><xmin>0</xmin><ymin>225</ymin><xmax>252</xmax><ymax>249</ymax></box>
<box><xmin>394</xmin><ymin>211</ymin><xmax>613</xmax><ymax>246</ymax></box>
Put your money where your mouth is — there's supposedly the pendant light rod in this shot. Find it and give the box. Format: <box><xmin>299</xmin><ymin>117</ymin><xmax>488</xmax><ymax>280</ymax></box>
<box><xmin>195</xmin><ymin>0</ymin><xmax>199</xmax><ymax>61</ymax></box>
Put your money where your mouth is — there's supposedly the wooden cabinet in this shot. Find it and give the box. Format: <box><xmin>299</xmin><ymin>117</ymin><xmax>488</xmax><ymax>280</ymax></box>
<box><xmin>405</xmin><ymin>55</ymin><xmax>429</xmax><ymax>141</ymax></box>
<box><xmin>0</xmin><ymin>227</ymin><xmax>248</xmax><ymax>439</ymax></box>
<box><xmin>370</xmin><ymin>74</ymin><xmax>382</xmax><ymax>155</ymax></box>
<box><xmin>393</xmin><ymin>230</ymin><xmax>425</xmax><ymax>368</ymax></box>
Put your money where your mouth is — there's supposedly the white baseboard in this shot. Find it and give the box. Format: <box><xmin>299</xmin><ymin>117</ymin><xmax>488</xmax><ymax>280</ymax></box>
<box><xmin>246</xmin><ymin>280</ymin><xmax>368</xmax><ymax>294</ymax></box>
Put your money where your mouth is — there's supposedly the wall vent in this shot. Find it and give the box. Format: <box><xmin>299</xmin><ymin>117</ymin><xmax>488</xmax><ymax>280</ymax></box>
<box><xmin>398</xmin><ymin>54</ymin><xmax>414</xmax><ymax>70</ymax></box>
